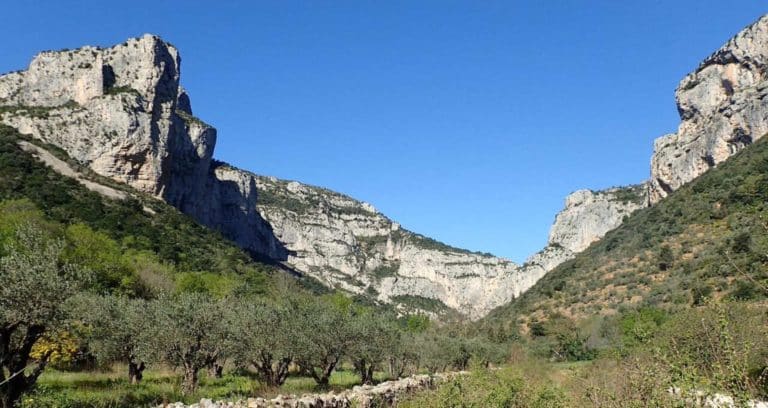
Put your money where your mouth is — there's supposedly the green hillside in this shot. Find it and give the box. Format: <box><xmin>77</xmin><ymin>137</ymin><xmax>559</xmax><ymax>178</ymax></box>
<box><xmin>403</xmin><ymin>135</ymin><xmax>768</xmax><ymax>407</ymax></box>
<box><xmin>0</xmin><ymin>123</ymin><xmax>280</xmax><ymax>297</ymax></box>
<box><xmin>485</xmin><ymin>135</ymin><xmax>768</xmax><ymax>333</ymax></box>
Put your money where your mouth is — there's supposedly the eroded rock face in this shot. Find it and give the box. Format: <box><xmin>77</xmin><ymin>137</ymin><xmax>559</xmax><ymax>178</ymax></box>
<box><xmin>519</xmin><ymin>185</ymin><xmax>646</xmax><ymax>285</ymax></box>
<box><xmin>0</xmin><ymin>34</ymin><xmax>285</xmax><ymax>263</ymax></box>
<box><xmin>0</xmin><ymin>34</ymin><xmax>539</xmax><ymax>319</ymax></box>
<box><xmin>0</xmin><ymin>35</ymin><xmax>211</xmax><ymax>197</ymax></box>
<box><xmin>650</xmin><ymin>15</ymin><xmax>768</xmax><ymax>204</ymax></box>
<box><xmin>548</xmin><ymin>185</ymin><xmax>647</xmax><ymax>254</ymax></box>
<box><xmin>253</xmin><ymin>175</ymin><xmax>537</xmax><ymax>319</ymax></box>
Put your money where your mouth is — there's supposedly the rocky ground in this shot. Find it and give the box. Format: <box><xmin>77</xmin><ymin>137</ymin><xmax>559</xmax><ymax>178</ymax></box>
<box><xmin>157</xmin><ymin>372</ymin><xmax>465</xmax><ymax>408</ymax></box>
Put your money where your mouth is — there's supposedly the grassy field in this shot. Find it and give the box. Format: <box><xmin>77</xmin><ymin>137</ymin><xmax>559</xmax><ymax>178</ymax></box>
<box><xmin>21</xmin><ymin>365</ymin><xmax>389</xmax><ymax>407</ymax></box>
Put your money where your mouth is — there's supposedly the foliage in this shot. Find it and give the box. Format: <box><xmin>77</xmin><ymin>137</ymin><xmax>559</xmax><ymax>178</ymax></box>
<box><xmin>292</xmin><ymin>296</ymin><xmax>359</xmax><ymax>387</ymax></box>
<box><xmin>0</xmin><ymin>225</ymin><xmax>90</xmax><ymax>408</ymax></box>
<box><xmin>484</xmin><ymin>135</ymin><xmax>768</xmax><ymax>328</ymax></box>
<box><xmin>652</xmin><ymin>302</ymin><xmax>768</xmax><ymax>401</ymax></box>
<box><xmin>29</xmin><ymin>331</ymin><xmax>83</xmax><ymax>370</ymax></box>
<box><xmin>0</xmin><ymin>124</ymin><xmax>275</xmax><ymax>296</ymax></box>
<box><xmin>391</xmin><ymin>294</ymin><xmax>452</xmax><ymax>315</ymax></box>
<box><xmin>400</xmin><ymin>367</ymin><xmax>569</xmax><ymax>408</ymax></box>
<box><xmin>228</xmin><ymin>297</ymin><xmax>301</xmax><ymax>387</ymax></box>
<box><xmin>530</xmin><ymin>315</ymin><xmax>596</xmax><ymax>362</ymax></box>
<box><xmin>347</xmin><ymin>310</ymin><xmax>399</xmax><ymax>384</ymax></box>
<box><xmin>150</xmin><ymin>293</ymin><xmax>233</xmax><ymax>395</ymax></box>
<box><xmin>609</xmin><ymin>184</ymin><xmax>647</xmax><ymax>205</ymax></box>
<box><xmin>71</xmin><ymin>295</ymin><xmax>156</xmax><ymax>383</ymax></box>
<box><xmin>406</xmin><ymin>230</ymin><xmax>495</xmax><ymax>257</ymax></box>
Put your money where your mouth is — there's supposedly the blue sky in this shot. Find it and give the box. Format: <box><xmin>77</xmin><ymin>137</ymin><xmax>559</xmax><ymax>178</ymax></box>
<box><xmin>2</xmin><ymin>1</ymin><xmax>766</xmax><ymax>262</ymax></box>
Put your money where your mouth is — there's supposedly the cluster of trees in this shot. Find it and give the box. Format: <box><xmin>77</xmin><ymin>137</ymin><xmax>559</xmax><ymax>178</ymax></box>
<box><xmin>73</xmin><ymin>290</ymin><xmax>507</xmax><ymax>395</ymax></box>
<box><xmin>0</xmin><ymin>219</ymin><xmax>508</xmax><ymax>407</ymax></box>
<box><xmin>0</xmin><ymin>127</ymin><xmax>511</xmax><ymax>406</ymax></box>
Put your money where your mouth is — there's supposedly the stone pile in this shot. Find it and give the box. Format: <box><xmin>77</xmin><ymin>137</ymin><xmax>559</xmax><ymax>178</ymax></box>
<box><xmin>157</xmin><ymin>372</ymin><xmax>466</xmax><ymax>408</ymax></box>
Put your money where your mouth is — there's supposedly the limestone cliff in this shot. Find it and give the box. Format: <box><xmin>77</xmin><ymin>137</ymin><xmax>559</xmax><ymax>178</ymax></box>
<box><xmin>548</xmin><ymin>185</ymin><xmax>647</xmax><ymax>254</ymax></box>
<box><xmin>650</xmin><ymin>14</ymin><xmax>768</xmax><ymax>204</ymax></box>
<box><xmin>521</xmin><ymin>184</ymin><xmax>647</xmax><ymax>281</ymax></box>
<box><xmin>0</xmin><ymin>35</ymin><xmax>536</xmax><ymax>318</ymax></box>
<box><xmin>251</xmin><ymin>175</ymin><xmax>551</xmax><ymax>318</ymax></box>
<box><xmin>0</xmin><ymin>35</ymin><xmax>286</xmax><ymax>263</ymax></box>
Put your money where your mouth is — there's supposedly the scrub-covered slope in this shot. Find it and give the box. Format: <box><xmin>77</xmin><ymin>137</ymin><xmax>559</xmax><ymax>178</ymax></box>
<box><xmin>485</xmin><ymin>134</ymin><xmax>768</xmax><ymax>330</ymax></box>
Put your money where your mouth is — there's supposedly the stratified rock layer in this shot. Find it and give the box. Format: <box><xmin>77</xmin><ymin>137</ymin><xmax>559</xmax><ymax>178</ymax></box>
<box><xmin>252</xmin><ymin>176</ymin><xmax>549</xmax><ymax>318</ymax></box>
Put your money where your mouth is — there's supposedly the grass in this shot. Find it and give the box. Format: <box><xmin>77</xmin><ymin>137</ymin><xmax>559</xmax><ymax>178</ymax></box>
<box><xmin>24</xmin><ymin>365</ymin><xmax>388</xmax><ymax>407</ymax></box>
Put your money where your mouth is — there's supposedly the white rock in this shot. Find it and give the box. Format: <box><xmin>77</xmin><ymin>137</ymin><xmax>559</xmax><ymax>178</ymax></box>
<box><xmin>650</xmin><ymin>14</ymin><xmax>768</xmax><ymax>203</ymax></box>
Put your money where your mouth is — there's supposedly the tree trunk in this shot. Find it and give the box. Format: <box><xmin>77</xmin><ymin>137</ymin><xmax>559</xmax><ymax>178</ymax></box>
<box><xmin>255</xmin><ymin>356</ymin><xmax>291</xmax><ymax>387</ymax></box>
<box><xmin>128</xmin><ymin>360</ymin><xmax>146</xmax><ymax>384</ymax></box>
<box><xmin>355</xmin><ymin>359</ymin><xmax>375</xmax><ymax>385</ymax></box>
<box><xmin>363</xmin><ymin>365</ymin><xmax>374</xmax><ymax>385</ymax></box>
<box><xmin>182</xmin><ymin>365</ymin><xmax>199</xmax><ymax>395</ymax></box>
<box><xmin>316</xmin><ymin>374</ymin><xmax>330</xmax><ymax>388</ymax></box>
<box><xmin>0</xmin><ymin>375</ymin><xmax>26</xmax><ymax>408</ymax></box>
<box><xmin>312</xmin><ymin>360</ymin><xmax>337</xmax><ymax>388</ymax></box>
<box><xmin>208</xmin><ymin>362</ymin><xmax>223</xmax><ymax>379</ymax></box>
<box><xmin>0</xmin><ymin>324</ymin><xmax>47</xmax><ymax>408</ymax></box>
<box><xmin>274</xmin><ymin>358</ymin><xmax>290</xmax><ymax>386</ymax></box>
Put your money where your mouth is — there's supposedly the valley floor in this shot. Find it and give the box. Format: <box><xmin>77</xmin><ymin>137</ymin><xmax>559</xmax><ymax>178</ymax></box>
<box><xmin>23</xmin><ymin>365</ymin><xmax>390</xmax><ymax>407</ymax></box>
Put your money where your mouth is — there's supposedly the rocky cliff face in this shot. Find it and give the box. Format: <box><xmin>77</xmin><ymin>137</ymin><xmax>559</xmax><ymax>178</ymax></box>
<box><xmin>0</xmin><ymin>34</ymin><xmax>542</xmax><ymax>319</ymax></box>
<box><xmin>650</xmin><ymin>15</ymin><xmax>768</xmax><ymax>204</ymax></box>
<box><xmin>520</xmin><ymin>184</ymin><xmax>647</xmax><ymax>285</ymax></box>
<box><xmin>251</xmin><ymin>175</ymin><xmax>553</xmax><ymax>318</ymax></box>
<box><xmin>0</xmin><ymin>35</ymin><xmax>286</xmax><ymax>262</ymax></box>
<box><xmin>548</xmin><ymin>185</ymin><xmax>647</xmax><ymax>254</ymax></box>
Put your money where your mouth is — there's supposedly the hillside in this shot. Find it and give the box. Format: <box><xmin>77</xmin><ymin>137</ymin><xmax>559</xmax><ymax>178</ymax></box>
<box><xmin>0</xmin><ymin>122</ymin><xmax>297</xmax><ymax>297</ymax></box>
<box><xmin>484</xmin><ymin>133</ymin><xmax>768</xmax><ymax>332</ymax></box>
<box><xmin>0</xmin><ymin>34</ymin><xmax>639</xmax><ymax>318</ymax></box>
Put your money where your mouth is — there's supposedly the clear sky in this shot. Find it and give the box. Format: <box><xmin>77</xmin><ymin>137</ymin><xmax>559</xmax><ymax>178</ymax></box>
<box><xmin>1</xmin><ymin>1</ymin><xmax>766</xmax><ymax>262</ymax></box>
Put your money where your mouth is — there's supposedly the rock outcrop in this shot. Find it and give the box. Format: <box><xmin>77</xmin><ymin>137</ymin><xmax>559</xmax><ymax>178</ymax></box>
<box><xmin>0</xmin><ymin>35</ymin><xmax>286</xmax><ymax>262</ymax></box>
<box><xmin>520</xmin><ymin>184</ymin><xmax>647</xmax><ymax>282</ymax></box>
<box><xmin>252</xmin><ymin>175</ymin><xmax>537</xmax><ymax>319</ymax></box>
<box><xmin>548</xmin><ymin>185</ymin><xmax>647</xmax><ymax>254</ymax></box>
<box><xmin>650</xmin><ymin>14</ymin><xmax>768</xmax><ymax>204</ymax></box>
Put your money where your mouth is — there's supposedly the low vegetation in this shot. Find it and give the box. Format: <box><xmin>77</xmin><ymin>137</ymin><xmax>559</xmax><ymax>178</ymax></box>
<box><xmin>485</xmin><ymin>135</ymin><xmax>768</xmax><ymax>332</ymax></box>
<box><xmin>1</xmin><ymin>120</ymin><xmax>767</xmax><ymax>407</ymax></box>
<box><xmin>0</xmin><ymin>124</ymin><xmax>504</xmax><ymax>407</ymax></box>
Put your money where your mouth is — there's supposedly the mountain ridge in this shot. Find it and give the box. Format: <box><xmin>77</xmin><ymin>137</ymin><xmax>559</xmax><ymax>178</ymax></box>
<box><xmin>0</xmin><ymin>34</ymin><xmax>552</xmax><ymax>318</ymax></box>
<box><xmin>4</xmin><ymin>14</ymin><xmax>766</xmax><ymax>319</ymax></box>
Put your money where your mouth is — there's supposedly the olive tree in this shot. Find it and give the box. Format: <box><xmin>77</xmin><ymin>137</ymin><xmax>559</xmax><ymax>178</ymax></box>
<box><xmin>73</xmin><ymin>295</ymin><xmax>155</xmax><ymax>383</ymax></box>
<box><xmin>465</xmin><ymin>336</ymin><xmax>509</xmax><ymax>368</ymax></box>
<box><xmin>414</xmin><ymin>331</ymin><xmax>464</xmax><ymax>374</ymax></box>
<box><xmin>151</xmin><ymin>293</ymin><xmax>232</xmax><ymax>395</ymax></box>
<box><xmin>230</xmin><ymin>299</ymin><xmax>300</xmax><ymax>387</ymax></box>
<box><xmin>293</xmin><ymin>297</ymin><xmax>356</xmax><ymax>387</ymax></box>
<box><xmin>348</xmin><ymin>311</ymin><xmax>398</xmax><ymax>384</ymax></box>
<box><xmin>385</xmin><ymin>332</ymin><xmax>420</xmax><ymax>379</ymax></box>
<box><xmin>0</xmin><ymin>225</ymin><xmax>88</xmax><ymax>408</ymax></box>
